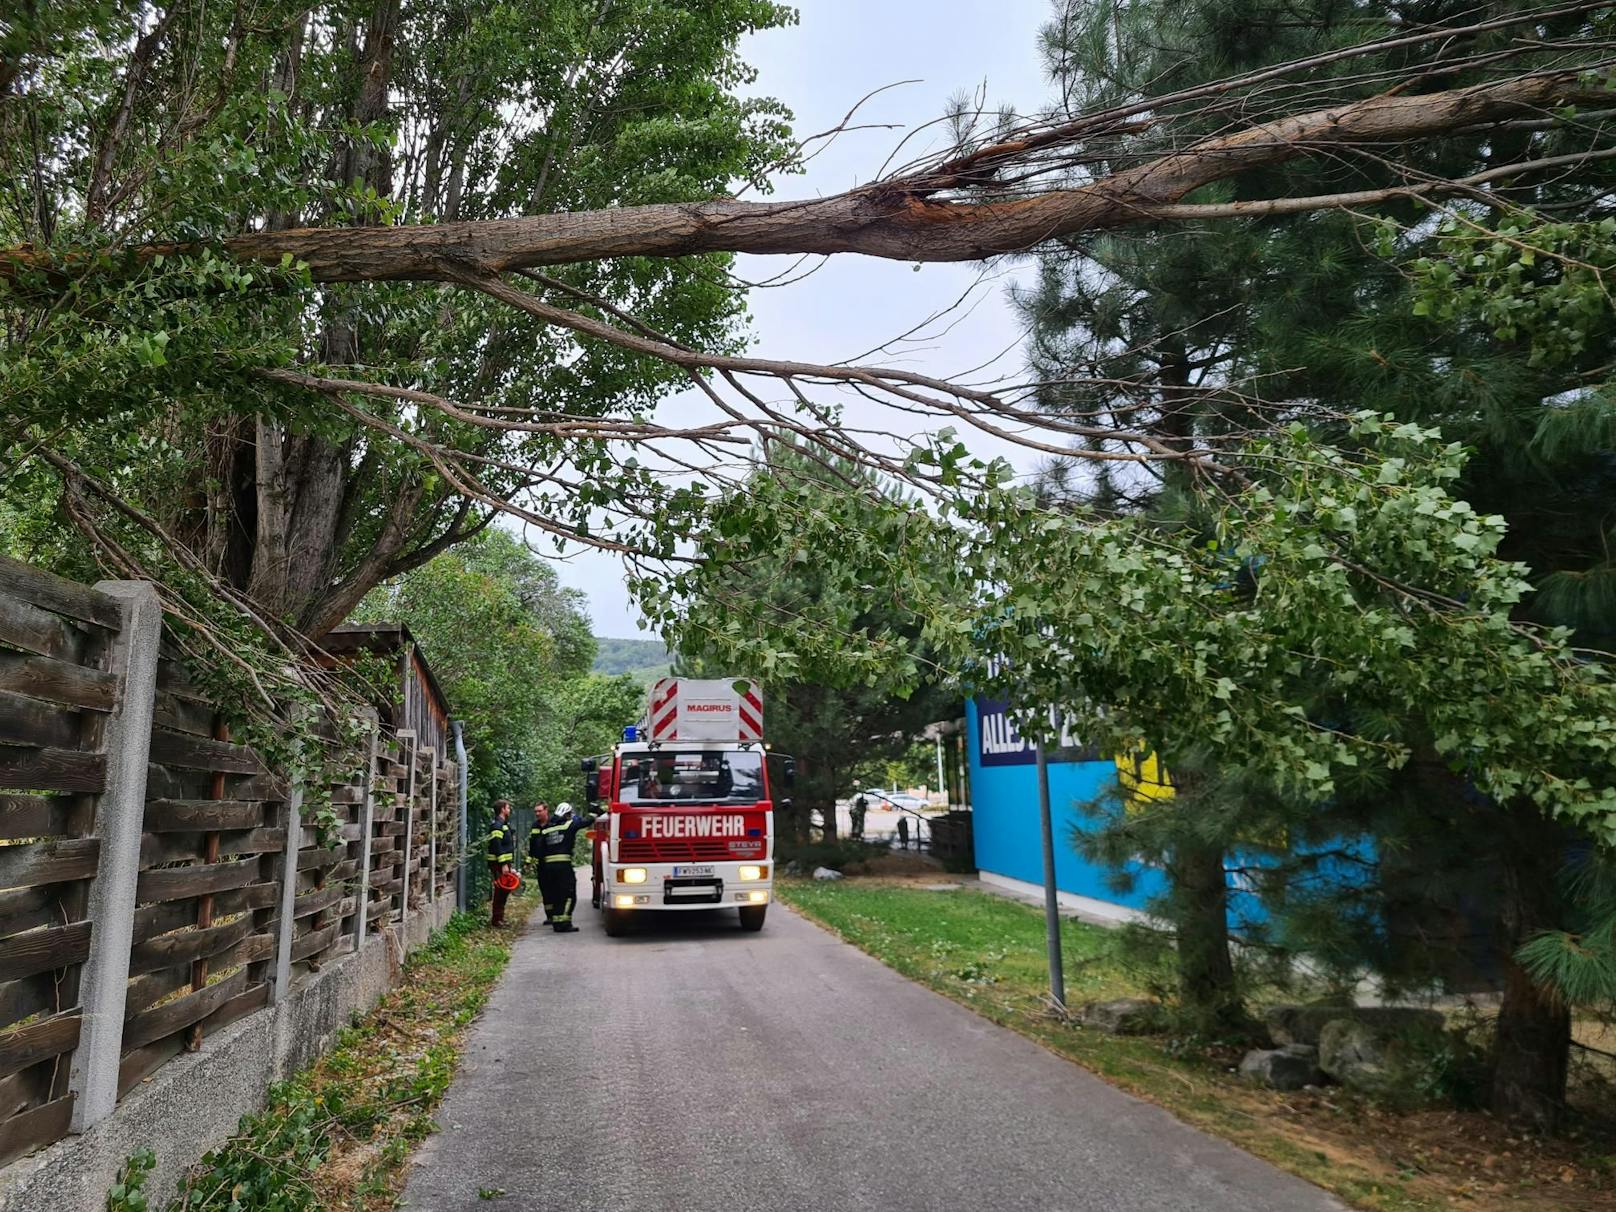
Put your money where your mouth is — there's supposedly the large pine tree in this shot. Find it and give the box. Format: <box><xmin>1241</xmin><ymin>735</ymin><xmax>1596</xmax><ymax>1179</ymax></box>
<box><xmin>1023</xmin><ymin>0</ymin><xmax>1616</xmax><ymax>1125</ymax></box>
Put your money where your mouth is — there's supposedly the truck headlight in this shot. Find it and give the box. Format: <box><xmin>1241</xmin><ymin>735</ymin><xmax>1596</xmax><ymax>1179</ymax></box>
<box><xmin>614</xmin><ymin>894</ymin><xmax>638</xmax><ymax>908</ymax></box>
<box><xmin>737</xmin><ymin>865</ymin><xmax>766</xmax><ymax>882</ymax></box>
<box><xmin>619</xmin><ymin>868</ymin><xmax>648</xmax><ymax>884</ymax></box>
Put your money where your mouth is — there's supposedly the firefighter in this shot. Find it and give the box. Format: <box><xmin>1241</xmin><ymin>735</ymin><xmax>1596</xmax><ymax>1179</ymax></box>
<box><xmin>486</xmin><ymin>799</ymin><xmax>516</xmax><ymax>928</ymax></box>
<box><xmin>529</xmin><ymin>800</ymin><xmax>597</xmax><ymax>932</ymax></box>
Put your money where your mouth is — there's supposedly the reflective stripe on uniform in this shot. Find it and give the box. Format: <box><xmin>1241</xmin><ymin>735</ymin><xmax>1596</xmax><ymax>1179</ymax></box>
<box><xmin>543</xmin><ymin>853</ymin><xmax>572</xmax><ymax>862</ymax></box>
<box><xmin>488</xmin><ymin>821</ymin><xmax>514</xmax><ymax>863</ymax></box>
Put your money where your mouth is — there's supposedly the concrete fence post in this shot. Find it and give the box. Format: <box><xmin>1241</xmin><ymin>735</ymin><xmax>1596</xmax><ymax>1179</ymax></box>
<box><xmin>269</xmin><ymin>717</ymin><xmax>306</xmax><ymax>1005</ymax></box>
<box><xmin>396</xmin><ymin>730</ymin><xmax>417</xmax><ymax>923</ymax></box>
<box><xmin>452</xmin><ymin>721</ymin><xmax>468</xmax><ymax>910</ymax></box>
<box><xmin>70</xmin><ymin>580</ymin><xmax>161</xmax><ymax>1132</ymax></box>
<box><xmin>354</xmin><ymin>712</ymin><xmax>378</xmax><ymax>955</ymax></box>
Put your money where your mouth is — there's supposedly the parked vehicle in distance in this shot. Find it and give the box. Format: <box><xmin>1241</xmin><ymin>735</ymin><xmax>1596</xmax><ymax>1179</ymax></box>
<box><xmin>855</xmin><ymin>788</ymin><xmax>927</xmax><ymax>813</ymax></box>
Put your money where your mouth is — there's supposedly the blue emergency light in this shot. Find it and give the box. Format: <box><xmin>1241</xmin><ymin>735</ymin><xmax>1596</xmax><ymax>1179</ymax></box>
<box><xmin>622</xmin><ymin>725</ymin><xmax>640</xmax><ymax>742</ymax></box>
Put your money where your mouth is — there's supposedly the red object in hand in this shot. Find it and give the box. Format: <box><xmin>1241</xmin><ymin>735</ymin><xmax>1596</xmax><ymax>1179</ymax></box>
<box><xmin>494</xmin><ymin>869</ymin><xmax>522</xmax><ymax>892</ymax></box>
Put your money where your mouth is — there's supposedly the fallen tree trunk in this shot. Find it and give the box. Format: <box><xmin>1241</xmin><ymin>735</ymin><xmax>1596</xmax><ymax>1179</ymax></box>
<box><xmin>2</xmin><ymin>71</ymin><xmax>1601</xmax><ymax>284</ymax></box>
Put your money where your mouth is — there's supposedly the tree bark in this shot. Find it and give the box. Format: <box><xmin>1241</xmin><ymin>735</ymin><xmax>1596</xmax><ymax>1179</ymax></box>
<box><xmin>5</xmin><ymin>70</ymin><xmax>1594</xmax><ymax>287</ymax></box>
<box><xmin>817</xmin><ymin>793</ymin><xmax>839</xmax><ymax>843</ymax></box>
<box><xmin>233</xmin><ymin>0</ymin><xmax>411</xmax><ymax>636</ymax></box>
<box><xmin>780</xmin><ymin>800</ymin><xmax>808</xmax><ymax>849</ymax></box>
<box><xmin>1489</xmin><ymin>808</ymin><xmax>1571</xmax><ymax>1128</ymax></box>
<box><xmin>1173</xmin><ymin>839</ymin><xmax>1245</xmax><ymax>1035</ymax></box>
<box><xmin>1492</xmin><ymin>957</ymin><xmax>1571</xmax><ymax>1129</ymax></box>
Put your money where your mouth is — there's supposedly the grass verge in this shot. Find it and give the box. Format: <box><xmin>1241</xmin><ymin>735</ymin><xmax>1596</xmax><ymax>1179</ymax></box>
<box><xmin>113</xmin><ymin>897</ymin><xmax>533</xmax><ymax>1212</ymax></box>
<box><xmin>779</xmin><ymin>878</ymin><xmax>1615</xmax><ymax>1212</ymax></box>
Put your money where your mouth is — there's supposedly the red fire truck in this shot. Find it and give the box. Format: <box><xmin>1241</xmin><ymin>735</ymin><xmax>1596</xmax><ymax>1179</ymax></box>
<box><xmin>583</xmin><ymin>678</ymin><xmax>792</xmax><ymax>936</ymax></box>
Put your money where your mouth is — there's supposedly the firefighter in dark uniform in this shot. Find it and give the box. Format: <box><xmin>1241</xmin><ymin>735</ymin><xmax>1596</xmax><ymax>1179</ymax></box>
<box><xmin>529</xmin><ymin>800</ymin><xmax>597</xmax><ymax>932</ymax></box>
<box><xmin>486</xmin><ymin>799</ymin><xmax>516</xmax><ymax>927</ymax></box>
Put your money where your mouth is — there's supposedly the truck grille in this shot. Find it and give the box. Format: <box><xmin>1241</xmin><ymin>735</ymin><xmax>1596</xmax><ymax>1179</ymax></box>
<box><xmin>619</xmin><ymin>837</ymin><xmax>738</xmax><ymax>862</ymax></box>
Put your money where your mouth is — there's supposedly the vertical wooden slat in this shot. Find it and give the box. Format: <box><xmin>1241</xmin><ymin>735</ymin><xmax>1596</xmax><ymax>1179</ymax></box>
<box><xmin>185</xmin><ymin>716</ymin><xmax>227</xmax><ymax>1052</ymax></box>
<box><xmin>397</xmin><ymin>730</ymin><xmax>417</xmax><ymax>923</ymax></box>
<box><xmin>355</xmin><ymin>714</ymin><xmax>377</xmax><ymax>954</ymax></box>
<box><xmin>425</xmin><ymin>748</ymin><xmax>437</xmax><ymax>911</ymax></box>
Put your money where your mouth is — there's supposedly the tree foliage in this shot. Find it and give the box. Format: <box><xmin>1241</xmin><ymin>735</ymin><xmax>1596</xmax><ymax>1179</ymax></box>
<box><xmin>354</xmin><ymin>528</ymin><xmax>639</xmax><ymax>887</ymax></box>
<box><xmin>671</xmin><ymin>450</ymin><xmax>955</xmax><ymax>843</ymax></box>
<box><xmin>652</xmin><ymin>421</ymin><xmax>1616</xmax><ymax>839</ymax></box>
<box><xmin>5</xmin><ymin>0</ymin><xmax>1616</xmax><ymax>1124</ymax></box>
<box><xmin>1</xmin><ymin>0</ymin><xmax>796</xmax><ymax>646</ymax></box>
<box><xmin>590</xmin><ymin>637</ymin><xmax>672</xmax><ymax>684</ymax></box>
<box><xmin>1007</xmin><ymin>0</ymin><xmax>1616</xmax><ymax>1120</ymax></box>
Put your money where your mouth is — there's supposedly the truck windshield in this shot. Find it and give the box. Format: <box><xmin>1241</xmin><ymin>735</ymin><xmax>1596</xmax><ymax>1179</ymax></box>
<box><xmin>619</xmin><ymin>750</ymin><xmax>765</xmax><ymax>805</ymax></box>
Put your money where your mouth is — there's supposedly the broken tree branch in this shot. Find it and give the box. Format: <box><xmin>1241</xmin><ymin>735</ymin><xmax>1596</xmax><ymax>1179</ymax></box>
<box><xmin>4</xmin><ymin>69</ymin><xmax>1609</xmax><ymax>284</ymax></box>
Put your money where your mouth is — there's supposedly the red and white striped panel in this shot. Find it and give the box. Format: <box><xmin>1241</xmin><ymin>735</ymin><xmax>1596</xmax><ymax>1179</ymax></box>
<box><xmin>650</xmin><ymin>679</ymin><xmax>680</xmax><ymax>740</ymax></box>
<box><xmin>737</xmin><ymin>685</ymin><xmax>763</xmax><ymax>740</ymax></box>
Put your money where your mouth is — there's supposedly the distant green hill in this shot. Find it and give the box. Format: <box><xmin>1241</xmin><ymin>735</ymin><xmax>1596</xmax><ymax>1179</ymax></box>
<box><xmin>592</xmin><ymin>637</ymin><xmax>671</xmax><ymax>685</ymax></box>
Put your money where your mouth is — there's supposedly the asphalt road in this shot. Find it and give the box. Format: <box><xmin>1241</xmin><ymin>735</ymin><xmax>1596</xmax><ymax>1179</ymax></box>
<box><xmin>402</xmin><ymin>885</ymin><xmax>1344</xmax><ymax>1212</ymax></box>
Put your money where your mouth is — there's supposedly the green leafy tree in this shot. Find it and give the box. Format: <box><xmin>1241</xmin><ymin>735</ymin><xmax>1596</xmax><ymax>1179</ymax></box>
<box><xmin>672</xmin><ymin>449</ymin><xmax>955</xmax><ymax>847</ymax></box>
<box><xmin>648</xmin><ymin>414</ymin><xmax>1616</xmax><ymax>1123</ymax></box>
<box><xmin>2</xmin><ymin>0</ymin><xmax>796</xmax><ymax>638</ymax></box>
<box><xmin>354</xmin><ymin>527</ymin><xmax>638</xmax><ymax>897</ymax></box>
<box><xmin>356</xmin><ymin>528</ymin><xmax>591</xmax><ymax>790</ymax></box>
<box><xmin>525</xmin><ymin>671</ymin><xmax>645</xmax><ymax>814</ymax></box>
<box><xmin>852</xmin><ymin>739</ymin><xmax>942</xmax><ymax>797</ymax></box>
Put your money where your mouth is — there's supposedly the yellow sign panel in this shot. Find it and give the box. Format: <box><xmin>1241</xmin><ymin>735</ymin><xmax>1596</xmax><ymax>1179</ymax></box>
<box><xmin>1112</xmin><ymin>751</ymin><xmax>1174</xmax><ymax>810</ymax></box>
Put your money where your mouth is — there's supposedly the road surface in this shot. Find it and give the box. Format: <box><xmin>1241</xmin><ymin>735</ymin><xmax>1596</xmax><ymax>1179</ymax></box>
<box><xmin>402</xmin><ymin>888</ymin><xmax>1343</xmax><ymax>1212</ymax></box>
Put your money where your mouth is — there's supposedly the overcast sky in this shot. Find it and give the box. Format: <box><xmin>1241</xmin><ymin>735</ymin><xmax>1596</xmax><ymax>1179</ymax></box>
<box><xmin>553</xmin><ymin>0</ymin><xmax>1058</xmax><ymax>637</ymax></box>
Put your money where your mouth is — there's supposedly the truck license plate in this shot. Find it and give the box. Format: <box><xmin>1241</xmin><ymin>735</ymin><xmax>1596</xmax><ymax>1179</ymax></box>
<box><xmin>671</xmin><ymin>865</ymin><xmax>715</xmax><ymax>878</ymax></box>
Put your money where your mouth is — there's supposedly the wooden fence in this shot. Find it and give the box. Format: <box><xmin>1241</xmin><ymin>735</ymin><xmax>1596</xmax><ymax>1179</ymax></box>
<box><xmin>0</xmin><ymin>556</ymin><xmax>463</xmax><ymax>1168</ymax></box>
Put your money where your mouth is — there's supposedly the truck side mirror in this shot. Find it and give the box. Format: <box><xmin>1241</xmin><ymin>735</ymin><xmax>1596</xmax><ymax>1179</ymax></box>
<box><xmin>585</xmin><ymin>771</ymin><xmax>601</xmax><ymax>804</ymax></box>
<box><xmin>580</xmin><ymin>757</ymin><xmax>597</xmax><ymax>773</ymax></box>
<box><xmin>782</xmin><ymin>760</ymin><xmax>796</xmax><ymax>788</ymax></box>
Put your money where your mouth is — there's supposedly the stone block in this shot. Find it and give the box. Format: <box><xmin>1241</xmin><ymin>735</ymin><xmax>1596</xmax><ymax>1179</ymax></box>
<box><xmin>1239</xmin><ymin>1044</ymin><xmax>1323</xmax><ymax>1091</ymax></box>
<box><xmin>1318</xmin><ymin>1018</ymin><xmax>1429</xmax><ymax>1097</ymax></box>
<box><xmin>1265</xmin><ymin>1002</ymin><xmax>1442</xmax><ymax>1047</ymax></box>
<box><xmin>1078</xmin><ymin>997</ymin><xmax>1164</xmax><ymax>1035</ymax></box>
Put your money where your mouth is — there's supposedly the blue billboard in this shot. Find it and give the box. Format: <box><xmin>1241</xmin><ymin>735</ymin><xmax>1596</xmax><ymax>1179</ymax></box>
<box><xmin>973</xmin><ymin>696</ymin><xmax>1099</xmax><ymax>767</ymax></box>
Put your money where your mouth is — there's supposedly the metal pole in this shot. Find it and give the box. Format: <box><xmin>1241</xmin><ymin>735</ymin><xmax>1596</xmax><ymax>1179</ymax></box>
<box><xmin>453</xmin><ymin>720</ymin><xmax>469</xmax><ymax>910</ymax></box>
<box><xmin>934</xmin><ymin>733</ymin><xmax>946</xmax><ymax>806</ymax></box>
<box><xmin>1035</xmin><ymin>733</ymin><xmax>1066</xmax><ymax>1010</ymax></box>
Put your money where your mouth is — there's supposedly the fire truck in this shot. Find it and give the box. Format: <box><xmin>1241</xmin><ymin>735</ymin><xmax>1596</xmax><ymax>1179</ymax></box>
<box><xmin>582</xmin><ymin>677</ymin><xmax>792</xmax><ymax>936</ymax></box>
